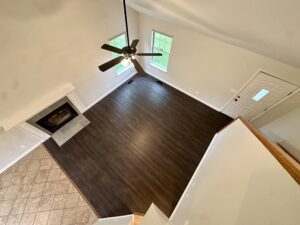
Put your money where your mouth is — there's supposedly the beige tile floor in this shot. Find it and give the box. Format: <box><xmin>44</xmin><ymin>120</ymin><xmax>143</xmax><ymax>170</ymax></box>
<box><xmin>0</xmin><ymin>145</ymin><xmax>98</xmax><ymax>225</ymax></box>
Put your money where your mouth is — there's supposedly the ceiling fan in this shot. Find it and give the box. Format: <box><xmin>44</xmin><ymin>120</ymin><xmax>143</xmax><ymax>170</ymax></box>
<box><xmin>98</xmin><ymin>0</ymin><xmax>162</xmax><ymax>76</ymax></box>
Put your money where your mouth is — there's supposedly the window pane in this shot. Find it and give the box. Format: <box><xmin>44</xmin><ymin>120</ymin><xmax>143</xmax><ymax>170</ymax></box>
<box><xmin>154</xmin><ymin>39</ymin><xmax>159</xmax><ymax>48</ymax></box>
<box><xmin>166</xmin><ymin>37</ymin><xmax>172</xmax><ymax>44</ymax></box>
<box><xmin>156</xmin><ymin>33</ymin><xmax>161</xmax><ymax>40</ymax></box>
<box><xmin>109</xmin><ymin>33</ymin><xmax>128</xmax><ymax>74</ymax></box>
<box><xmin>152</xmin><ymin>31</ymin><xmax>173</xmax><ymax>71</ymax></box>
<box><xmin>165</xmin><ymin>44</ymin><xmax>171</xmax><ymax>53</ymax></box>
<box><xmin>252</xmin><ymin>89</ymin><xmax>270</xmax><ymax>102</ymax></box>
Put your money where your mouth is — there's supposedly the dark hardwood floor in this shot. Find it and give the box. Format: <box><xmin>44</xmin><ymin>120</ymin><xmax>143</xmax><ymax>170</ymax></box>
<box><xmin>44</xmin><ymin>75</ymin><xmax>232</xmax><ymax>218</ymax></box>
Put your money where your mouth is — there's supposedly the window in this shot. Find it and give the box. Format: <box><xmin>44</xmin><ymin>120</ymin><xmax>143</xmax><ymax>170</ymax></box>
<box><xmin>252</xmin><ymin>89</ymin><xmax>270</xmax><ymax>102</ymax></box>
<box><xmin>152</xmin><ymin>31</ymin><xmax>173</xmax><ymax>71</ymax></box>
<box><xmin>109</xmin><ymin>33</ymin><xmax>129</xmax><ymax>74</ymax></box>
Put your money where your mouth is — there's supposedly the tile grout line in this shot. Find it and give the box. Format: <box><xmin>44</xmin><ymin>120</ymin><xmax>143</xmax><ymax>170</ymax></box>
<box><xmin>43</xmin><ymin>144</ymin><xmax>101</xmax><ymax>219</ymax></box>
<box><xmin>0</xmin><ymin>146</ymin><xmax>96</xmax><ymax>225</ymax></box>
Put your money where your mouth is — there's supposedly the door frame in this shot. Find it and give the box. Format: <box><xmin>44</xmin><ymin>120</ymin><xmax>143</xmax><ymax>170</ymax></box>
<box><xmin>221</xmin><ymin>69</ymin><xmax>300</xmax><ymax>121</ymax></box>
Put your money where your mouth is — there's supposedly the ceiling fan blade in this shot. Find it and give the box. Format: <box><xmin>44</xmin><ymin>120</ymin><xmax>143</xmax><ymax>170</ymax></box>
<box><xmin>131</xmin><ymin>39</ymin><xmax>139</xmax><ymax>49</ymax></box>
<box><xmin>136</xmin><ymin>53</ymin><xmax>163</xmax><ymax>56</ymax></box>
<box><xmin>99</xmin><ymin>56</ymin><xmax>125</xmax><ymax>72</ymax></box>
<box><xmin>101</xmin><ymin>44</ymin><xmax>124</xmax><ymax>54</ymax></box>
<box><xmin>131</xmin><ymin>59</ymin><xmax>147</xmax><ymax>76</ymax></box>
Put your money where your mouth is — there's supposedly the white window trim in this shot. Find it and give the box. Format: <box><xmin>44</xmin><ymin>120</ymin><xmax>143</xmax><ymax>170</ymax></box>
<box><xmin>150</xmin><ymin>63</ymin><xmax>168</xmax><ymax>73</ymax></box>
<box><xmin>151</xmin><ymin>30</ymin><xmax>173</xmax><ymax>72</ymax></box>
<box><xmin>116</xmin><ymin>64</ymin><xmax>132</xmax><ymax>75</ymax></box>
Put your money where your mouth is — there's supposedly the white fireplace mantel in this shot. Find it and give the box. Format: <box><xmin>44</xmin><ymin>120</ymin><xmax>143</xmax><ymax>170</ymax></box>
<box><xmin>0</xmin><ymin>83</ymin><xmax>85</xmax><ymax>131</ymax></box>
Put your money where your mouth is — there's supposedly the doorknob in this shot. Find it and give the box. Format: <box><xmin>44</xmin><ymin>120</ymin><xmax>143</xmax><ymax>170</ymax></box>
<box><xmin>234</xmin><ymin>95</ymin><xmax>240</xmax><ymax>102</ymax></box>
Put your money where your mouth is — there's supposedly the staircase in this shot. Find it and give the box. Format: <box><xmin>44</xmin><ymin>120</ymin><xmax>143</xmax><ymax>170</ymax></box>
<box><xmin>92</xmin><ymin>118</ymin><xmax>300</xmax><ymax>225</ymax></box>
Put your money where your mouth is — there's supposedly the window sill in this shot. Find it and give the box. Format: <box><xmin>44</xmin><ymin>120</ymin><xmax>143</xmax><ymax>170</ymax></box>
<box><xmin>116</xmin><ymin>66</ymin><xmax>132</xmax><ymax>76</ymax></box>
<box><xmin>150</xmin><ymin>63</ymin><xmax>168</xmax><ymax>73</ymax></box>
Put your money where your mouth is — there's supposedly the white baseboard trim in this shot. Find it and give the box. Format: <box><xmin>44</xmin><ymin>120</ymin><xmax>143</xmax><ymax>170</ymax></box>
<box><xmin>1</xmin><ymin>73</ymin><xmax>137</xmax><ymax>174</ymax></box>
<box><xmin>83</xmin><ymin>72</ymin><xmax>136</xmax><ymax>112</ymax></box>
<box><xmin>147</xmin><ymin>71</ymin><xmax>221</xmax><ymax>112</ymax></box>
<box><xmin>0</xmin><ymin>140</ymin><xmax>43</xmax><ymax>174</ymax></box>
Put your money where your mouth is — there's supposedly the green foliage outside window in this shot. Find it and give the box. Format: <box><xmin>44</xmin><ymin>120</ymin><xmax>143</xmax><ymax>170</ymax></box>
<box><xmin>152</xmin><ymin>31</ymin><xmax>173</xmax><ymax>71</ymax></box>
<box><xmin>109</xmin><ymin>34</ymin><xmax>128</xmax><ymax>74</ymax></box>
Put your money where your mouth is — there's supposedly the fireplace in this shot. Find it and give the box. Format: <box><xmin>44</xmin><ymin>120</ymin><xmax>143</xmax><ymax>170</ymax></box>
<box><xmin>27</xmin><ymin>97</ymin><xmax>81</xmax><ymax>135</ymax></box>
<box><xmin>36</xmin><ymin>102</ymin><xmax>78</xmax><ymax>133</ymax></box>
<box><xmin>27</xmin><ymin>95</ymin><xmax>90</xmax><ymax>146</ymax></box>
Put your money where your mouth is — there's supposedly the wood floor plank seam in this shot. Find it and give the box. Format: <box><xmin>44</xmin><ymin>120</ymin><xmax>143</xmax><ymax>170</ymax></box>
<box><xmin>45</xmin><ymin>75</ymin><xmax>232</xmax><ymax>218</ymax></box>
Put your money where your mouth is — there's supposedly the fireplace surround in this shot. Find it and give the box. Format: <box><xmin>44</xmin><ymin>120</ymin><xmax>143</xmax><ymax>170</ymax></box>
<box><xmin>27</xmin><ymin>96</ymin><xmax>90</xmax><ymax>146</ymax></box>
<box><xmin>28</xmin><ymin>97</ymin><xmax>79</xmax><ymax>134</ymax></box>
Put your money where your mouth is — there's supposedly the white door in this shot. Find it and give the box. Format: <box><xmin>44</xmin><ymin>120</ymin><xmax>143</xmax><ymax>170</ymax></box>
<box><xmin>223</xmin><ymin>72</ymin><xmax>299</xmax><ymax>120</ymax></box>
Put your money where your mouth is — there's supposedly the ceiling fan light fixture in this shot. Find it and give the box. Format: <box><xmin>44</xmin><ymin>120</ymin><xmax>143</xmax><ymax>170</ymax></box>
<box><xmin>121</xmin><ymin>57</ymin><xmax>130</xmax><ymax>66</ymax></box>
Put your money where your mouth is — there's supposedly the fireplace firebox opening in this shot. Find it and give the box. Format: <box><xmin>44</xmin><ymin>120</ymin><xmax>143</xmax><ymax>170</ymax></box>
<box><xmin>36</xmin><ymin>102</ymin><xmax>78</xmax><ymax>133</ymax></box>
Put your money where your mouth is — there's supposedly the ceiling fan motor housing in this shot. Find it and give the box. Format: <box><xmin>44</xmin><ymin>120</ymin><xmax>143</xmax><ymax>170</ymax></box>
<box><xmin>123</xmin><ymin>46</ymin><xmax>137</xmax><ymax>56</ymax></box>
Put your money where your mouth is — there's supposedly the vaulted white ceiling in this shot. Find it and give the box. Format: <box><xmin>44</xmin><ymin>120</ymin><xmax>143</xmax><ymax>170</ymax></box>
<box><xmin>127</xmin><ymin>0</ymin><xmax>300</xmax><ymax>68</ymax></box>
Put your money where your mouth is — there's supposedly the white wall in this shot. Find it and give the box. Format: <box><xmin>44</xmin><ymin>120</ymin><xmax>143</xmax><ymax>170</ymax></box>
<box><xmin>140</xmin><ymin>204</ymin><xmax>169</xmax><ymax>225</ymax></box>
<box><xmin>170</xmin><ymin>119</ymin><xmax>300</xmax><ymax>225</ymax></box>
<box><xmin>259</xmin><ymin>106</ymin><xmax>300</xmax><ymax>162</ymax></box>
<box><xmin>127</xmin><ymin>0</ymin><xmax>300</xmax><ymax>69</ymax></box>
<box><xmin>0</xmin><ymin>0</ymin><xmax>139</xmax><ymax>128</ymax></box>
<box><xmin>253</xmin><ymin>91</ymin><xmax>300</xmax><ymax>127</ymax></box>
<box><xmin>0</xmin><ymin>0</ymin><xmax>139</xmax><ymax>172</ymax></box>
<box><xmin>253</xmin><ymin>90</ymin><xmax>300</xmax><ymax>162</ymax></box>
<box><xmin>138</xmin><ymin>14</ymin><xmax>300</xmax><ymax>112</ymax></box>
<box><xmin>0</xmin><ymin>126</ymin><xmax>43</xmax><ymax>174</ymax></box>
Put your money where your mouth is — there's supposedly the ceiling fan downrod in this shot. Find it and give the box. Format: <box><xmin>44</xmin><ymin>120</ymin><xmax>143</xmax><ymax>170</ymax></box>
<box><xmin>123</xmin><ymin>0</ymin><xmax>130</xmax><ymax>47</ymax></box>
<box><xmin>98</xmin><ymin>0</ymin><xmax>163</xmax><ymax>75</ymax></box>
